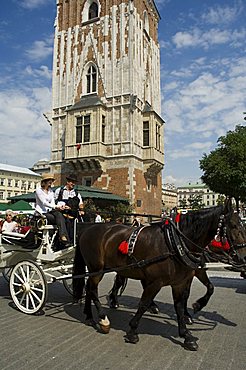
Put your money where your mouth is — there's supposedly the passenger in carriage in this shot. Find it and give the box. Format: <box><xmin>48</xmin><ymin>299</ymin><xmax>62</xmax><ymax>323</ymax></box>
<box><xmin>1</xmin><ymin>210</ymin><xmax>18</xmax><ymax>233</ymax></box>
<box><xmin>35</xmin><ymin>173</ymin><xmax>71</xmax><ymax>248</ymax></box>
<box><xmin>54</xmin><ymin>173</ymin><xmax>84</xmax><ymax>242</ymax></box>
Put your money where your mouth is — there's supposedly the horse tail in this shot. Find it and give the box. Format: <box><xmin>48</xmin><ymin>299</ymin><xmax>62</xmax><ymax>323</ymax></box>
<box><xmin>72</xmin><ymin>241</ymin><xmax>86</xmax><ymax>301</ymax></box>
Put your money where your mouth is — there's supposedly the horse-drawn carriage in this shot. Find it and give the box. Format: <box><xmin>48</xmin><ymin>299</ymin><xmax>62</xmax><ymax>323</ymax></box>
<box><xmin>1</xmin><ymin>201</ymin><xmax>246</xmax><ymax>351</ymax></box>
<box><xmin>0</xmin><ymin>215</ymin><xmax>76</xmax><ymax>314</ymax></box>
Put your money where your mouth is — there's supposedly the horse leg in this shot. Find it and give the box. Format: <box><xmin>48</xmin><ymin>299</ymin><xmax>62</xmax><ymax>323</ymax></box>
<box><xmin>86</xmin><ymin>275</ymin><xmax>111</xmax><ymax>334</ymax></box>
<box><xmin>109</xmin><ymin>275</ymin><xmax>159</xmax><ymax>314</ymax></box>
<box><xmin>183</xmin><ymin>277</ymin><xmax>194</xmax><ymax>325</ymax></box>
<box><xmin>83</xmin><ymin>278</ymin><xmax>95</xmax><ymax>326</ymax></box>
<box><xmin>125</xmin><ymin>280</ymin><xmax>163</xmax><ymax>344</ymax></box>
<box><xmin>172</xmin><ymin>285</ymin><xmax>198</xmax><ymax>351</ymax></box>
<box><xmin>108</xmin><ymin>274</ymin><xmax>127</xmax><ymax>309</ymax></box>
<box><xmin>141</xmin><ymin>280</ymin><xmax>159</xmax><ymax>314</ymax></box>
<box><xmin>192</xmin><ymin>269</ymin><xmax>214</xmax><ymax>314</ymax></box>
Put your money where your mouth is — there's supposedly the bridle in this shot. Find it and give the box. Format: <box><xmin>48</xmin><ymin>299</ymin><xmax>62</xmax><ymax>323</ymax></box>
<box><xmin>219</xmin><ymin>212</ymin><xmax>246</xmax><ymax>249</ymax></box>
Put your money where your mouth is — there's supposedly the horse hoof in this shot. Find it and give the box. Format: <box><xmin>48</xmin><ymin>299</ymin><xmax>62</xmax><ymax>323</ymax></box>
<box><xmin>124</xmin><ymin>332</ymin><xmax>139</xmax><ymax>344</ymax></box>
<box><xmin>192</xmin><ymin>302</ymin><xmax>200</xmax><ymax>314</ymax></box>
<box><xmin>110</xmin><ymin>302</ymin><xmax>119</xmax><ymax>309</ymax></box>
<box><xmin>85</xmin><ymin>319</ymin><xmax>96</xmax><ymax>327</ymax></box>
<box><xmin>149</xmin><ymin>305</ymin><xmax>159</xmax><ymax>315</ymax></box>
<box><xmin>99</xmin><ymin>316</ymin><xmax>110</xmax><ymax>334</ymax></box>
<box><xmin>184</xmin><ymin>316</ymin><xmax>193</xmax><ymax>325</ymax></box>
<box><xmin>100</xmin><ymin>324</ymin><xmax>110</xmax><ymax>334</ymax></box>
<box><xmin>184</xmin><ymin>339</ymin><xmax>198</xmax><ymax>351</ymax></box>
<box><xmin>108</xmin><ymin>296</ymin><xmax>119</xmax><ymax>309</ymax></box>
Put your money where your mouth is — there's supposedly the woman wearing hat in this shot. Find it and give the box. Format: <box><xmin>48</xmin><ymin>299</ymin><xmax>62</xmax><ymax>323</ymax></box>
<box><xmin>35</xmin><ymin>173</ymin><xmax>71</xmax><ymax>247</ymax></box>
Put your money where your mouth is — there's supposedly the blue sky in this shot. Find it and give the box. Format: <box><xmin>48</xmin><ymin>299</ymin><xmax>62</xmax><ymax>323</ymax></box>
<box><xmin>0</xmin><ymin>0</ymin><xmax>245</xmax><ymax>187</ymax></box>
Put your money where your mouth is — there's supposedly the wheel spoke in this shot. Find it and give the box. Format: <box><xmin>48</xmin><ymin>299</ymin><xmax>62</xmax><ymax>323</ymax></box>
<box><xmin>20</xmin><ymin>266</ymin><xmax>27</xmax><ymax>282</ymax></box>
<box><xmin>26</xmin><ymin>293</ymin><xmax>29</xmax><ymax>309</ymax></box>
<box><xmin>13</xmin><ymin>287</ymin><xmax>23</xmax><ymax>297</ymax></box>
<box><xmin>29</xmin><ymin>292</ymin><xmax>37</xmax><ymax>309</ymax></box>
<box><xmin>19</xmin><ymin>292</ymin><xmax>26</xmax><ymax>305</ymax></box>
<box><xmin>31</xmin><ymin>286</ymin><xmax>44</xmax><ymax>293</ymax></box>
<box><xmin>26</xmin><ymin>265</ymin><xmax>30</xmax><ymax>282</ymax></box>
<box><xmin>30</xmin><ymin>290</ymin><xmax>42</xmax><ymax>303</ymax></box>
<box><xmin>14</xmin><ymin>271</ymin><xmax>25</xmax><ymax>284</ymax></box>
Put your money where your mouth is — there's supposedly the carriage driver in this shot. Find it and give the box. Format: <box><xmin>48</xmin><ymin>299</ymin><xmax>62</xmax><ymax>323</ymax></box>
<box><xmin>54</xmin><ymin>173</ymin><xmax>84</xmax><ymax>242</ymax></box>
<box><xmin>34</xmin><ymin>174</ymin><xmax>71</xmax><ymax>248</ymax></box>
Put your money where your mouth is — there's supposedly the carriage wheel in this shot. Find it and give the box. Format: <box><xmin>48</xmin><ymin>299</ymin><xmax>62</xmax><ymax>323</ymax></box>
<box><xmin>9</xmin><ymin>260</ymin><xmax>48</xmax><ymax>314</ymax></box>
<box><xmin>63</xmin><ymin>277</ymin><xmax>73</xmax><ymax>295</ymax></box>
<box><xmin>2</xmin><ymin>267</ymin><xmax>13</xmax><ymax>282</ymax></box>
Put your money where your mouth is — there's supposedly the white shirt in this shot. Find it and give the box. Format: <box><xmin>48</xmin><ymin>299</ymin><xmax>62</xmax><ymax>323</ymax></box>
<box><xmin>95</xmin><ymin>214</ymin><xmax>102</xmax><ymax>223</ymax></box>
<box><xmin>54</xmin><ymin>186</ymin><xmax>83</xmax><ymax>207</ymax></box>
<box><xmin>2</xmin><ymin>220</ymin><xmax>18</xmax><ymax>232</ymax></box>
<box><xmin>35</xmin><ymin>187</ymin><xmax>56</xmax><ymax>215</ymax></box>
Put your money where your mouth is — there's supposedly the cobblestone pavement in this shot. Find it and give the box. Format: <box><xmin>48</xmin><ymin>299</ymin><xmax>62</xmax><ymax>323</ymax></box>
<box><xmin>0</xmin><ymin>270</ymin><xmax>246</xmax><ymax>370</ymax></box>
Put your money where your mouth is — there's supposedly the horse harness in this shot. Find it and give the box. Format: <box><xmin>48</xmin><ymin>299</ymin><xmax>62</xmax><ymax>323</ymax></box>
<box><xmin>120</xmin><ymin>220</ymin><xmax>202</xmax><ymax>270</ymax></box>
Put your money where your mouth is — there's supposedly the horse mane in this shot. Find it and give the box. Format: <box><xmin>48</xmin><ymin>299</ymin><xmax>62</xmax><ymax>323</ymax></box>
<box><xmin>180</xmin><ymin>205</ymin><xmax>224</xmax><ymax>241</ymax></box>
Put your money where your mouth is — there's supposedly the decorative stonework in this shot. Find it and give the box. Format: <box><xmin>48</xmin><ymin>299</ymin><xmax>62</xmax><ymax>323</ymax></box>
<box><xmin>49</xmin><ymin>0</ymin><xmax>164</xmax><ymax>215</ymax></box>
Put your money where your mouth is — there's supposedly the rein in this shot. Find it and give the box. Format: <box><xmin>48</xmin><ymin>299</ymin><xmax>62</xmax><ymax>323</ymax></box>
<box><xmin>53</xmin><ymin>254</ymin><xmax>171</xmax><ymax>282</ymax></box>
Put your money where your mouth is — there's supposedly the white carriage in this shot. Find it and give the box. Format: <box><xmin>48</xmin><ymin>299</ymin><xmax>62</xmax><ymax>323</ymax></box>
<box><xmin>0</xmin><ymin>216</ymin><xmax>76</xmax><ymax>314</ymax></box>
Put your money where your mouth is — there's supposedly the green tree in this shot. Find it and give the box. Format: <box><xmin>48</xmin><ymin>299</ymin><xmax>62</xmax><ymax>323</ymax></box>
<box><xmin>179</xmin><ymin>199</ymin><xmax>188</xmax><ymax>208</ymax></box>
<box><xmin>200</xmin><ymin>125</ymin><xmax>246</xmax><ymax>211</ymax></box>
<box><xmin>188</xmin><ymin>194</ymin><xmax>204</xmax><ymax>210</ymax></box>
<box><xmin>216</xmin><ymin>194</ymin><xmax>225</xmax><ymax>206</ymax></box>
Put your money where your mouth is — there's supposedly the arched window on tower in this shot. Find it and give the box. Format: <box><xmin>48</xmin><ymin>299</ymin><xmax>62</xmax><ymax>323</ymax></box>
<box><xmin>143</xmin><ymin>10</ymin><xmax>149</xmax><ymax>35</ymax></box>
<box><xmin>86</xmin><ymin>65</ymin><xmax>97</xmax><ymax>94</ymax></box>
<box><xmin>89</xmin><ymin>2</ymin><xmax>98</xmax><ymax>20</ymax></box>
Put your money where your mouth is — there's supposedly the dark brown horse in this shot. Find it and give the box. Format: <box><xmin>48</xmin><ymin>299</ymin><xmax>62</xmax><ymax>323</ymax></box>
<box><xmin>73</xmin><ymin>200</ymin><xmax>246</xmax><ymax>351</ymax></box>
<box><xmin>108</xmin><ymin>209</ymin><xmax>246</xmax><ymax>320</ymax></box>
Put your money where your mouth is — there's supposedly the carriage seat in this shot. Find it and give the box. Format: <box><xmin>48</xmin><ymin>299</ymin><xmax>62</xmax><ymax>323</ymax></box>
<box><xmin>31</xmin><ymin>215</ymin><xmax>57</xmax><ymax>231</ymax></box>
<box><xmin>2</xmin><ymin>229</ymin><xmax>31</xmax><ymax>239</ymax></box>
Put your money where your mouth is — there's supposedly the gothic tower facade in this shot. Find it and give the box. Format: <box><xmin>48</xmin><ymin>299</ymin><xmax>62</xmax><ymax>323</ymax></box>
<box><xmin>50</xmin><ymin>0</ymin><xmax>164</xmax><ymax>215</ymax></box>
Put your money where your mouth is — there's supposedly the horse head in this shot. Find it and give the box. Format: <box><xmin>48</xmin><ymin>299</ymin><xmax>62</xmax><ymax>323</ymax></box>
<box><xmin>223</xmin><ymin>198</ymin><xmax>246</xmax><ymax>249</ymax></box>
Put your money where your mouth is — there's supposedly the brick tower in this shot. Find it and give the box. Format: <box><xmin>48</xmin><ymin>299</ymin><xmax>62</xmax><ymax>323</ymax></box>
<box><xmin>49</xmin><ymin>0</ymin><xmax>164</xmax><ymax>215</ymax></box>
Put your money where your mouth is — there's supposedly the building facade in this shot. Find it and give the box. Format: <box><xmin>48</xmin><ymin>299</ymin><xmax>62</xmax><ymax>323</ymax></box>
<box><xmin>162</xmin><ymin>184</ymin><xmax>177</xmax><ymax>213</ymax></box>
<box><xmin>177</xmin><ymin>183</ymin><xmax>221</xmax><ymax>208</ymax></box>
<box><xmin>31</xmin><ymin>159</ymin><xmax>51</xmax><ymax>176</ymax></box>
<box><xmin>48</xmin><ymin>0</ymin><xmax>164</xmax><ymax>215</ymax></box>
<box><xmin>0</xmin><ymin>163</ymin><xmax>41</xmax><ymax>204</ymax></box>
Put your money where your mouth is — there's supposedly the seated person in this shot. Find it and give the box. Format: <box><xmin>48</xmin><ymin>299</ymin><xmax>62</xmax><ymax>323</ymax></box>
<box><xmin>54</xmin><ymin>173</ymin><xmax>84</xmax><ymax>242</ymax></box>
<box><xmin>1</xmin><ymin>210</ymin><xmax>18</xmax><ymax>233</ymax></box>
<box><xmin>35</xmin><ymin>173</ymin><xmax>71</xmax><ymax>248</ymax></box>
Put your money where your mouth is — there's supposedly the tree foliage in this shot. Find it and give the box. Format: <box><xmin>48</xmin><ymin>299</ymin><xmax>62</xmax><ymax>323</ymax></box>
<box><xmin>188</xmin><ymin>194</ymin><xmax>205</xmax><ymax>210</ymax></box>
<box><xmin>200</xmin><ymin>125</ymin><xmax>246</xmax><ymax>209</ymax></box>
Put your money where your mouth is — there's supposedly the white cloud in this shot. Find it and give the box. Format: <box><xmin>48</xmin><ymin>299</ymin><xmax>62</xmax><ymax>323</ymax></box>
<box><xmin>201</xmin><ymin>3</ymin><xmax>243</xmax><ymax>25</ymax></box>
<box><xmin>163</xmin><ymin>55</ymin><xmax>246</xmax><ymax>182</ymax></box>
<box><xmin>19</xmin><ymin>0</ymin><xmax>51</xmax><ymax>9</ymax></box>
<box><xmin>24</xmin><ymin>65</ymin><xmax>52</xmax><ymax>80</ymax></box>
<box><xmin>0</xmin><ymin>88</ymin><xmax>51</xmax><ymax>167</ymax></box>
<box><xmin>172</xmin><ymin>27</ymin><xmax>246</xmax><ymax>50</ymax></box>
<box><xmin>186</xmin><ymin>142</ymin><xmax>213</xmax><ymax>150</ymax></box>
<box><xmin>155</xmin><ymin>0</ymin><xmax>170</xmax><ymax>7</ymax></box>
<box><xmin>25</xmin><ymin>39</ymin><xmax>53</xmax><ymax>62</ymax></box>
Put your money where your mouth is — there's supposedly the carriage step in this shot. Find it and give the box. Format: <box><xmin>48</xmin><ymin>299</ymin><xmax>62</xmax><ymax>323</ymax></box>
<box><xmin>203</xmin><ymin>262</ymin><xmax>231</xmax><ymax>269</ymax></box>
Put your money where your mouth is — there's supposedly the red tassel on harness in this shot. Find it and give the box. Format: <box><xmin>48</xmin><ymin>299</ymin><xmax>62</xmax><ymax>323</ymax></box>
<box><xmin>210</xmin><ymin>239</ymin><xmax>230</xmax><ymax>251</ymax></box>
<box><xmin>118</xmin><ymin>240</ymin><xmax>129</xmax><ymax>254</ymax></box>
